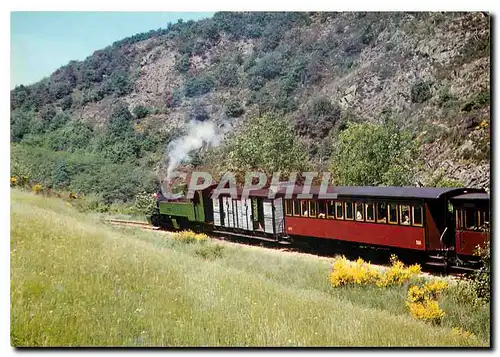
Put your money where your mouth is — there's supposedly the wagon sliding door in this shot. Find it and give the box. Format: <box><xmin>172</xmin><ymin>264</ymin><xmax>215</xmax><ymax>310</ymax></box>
<box><xmin>223</xmin><ymin>197</ymin><xmax>232</xmax><ymax>227</ymax></box>
<box><xmin>237</xmin><ymin>198</ymin><xmax>252</xmax><ymax>231</ymax></box>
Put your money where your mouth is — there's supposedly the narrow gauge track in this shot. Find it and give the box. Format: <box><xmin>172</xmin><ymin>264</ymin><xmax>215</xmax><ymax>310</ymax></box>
<box><xmin>105</xmin><ymin>219</ymin><xmax>475</xmax><ymax>278</ymax></box>
<box><xmin>106</xmin><ymin>219</ymin><xmax>160</xmax><ymax>230</ymax></box>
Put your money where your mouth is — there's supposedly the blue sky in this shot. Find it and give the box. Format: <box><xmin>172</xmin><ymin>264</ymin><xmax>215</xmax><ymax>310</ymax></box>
<box><xmin>10</xmin><ymin>11</ymin><xmax>215</xmax><ymax>89</ymax></box>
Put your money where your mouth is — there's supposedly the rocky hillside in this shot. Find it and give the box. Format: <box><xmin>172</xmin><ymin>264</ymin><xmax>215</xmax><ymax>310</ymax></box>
<box><xmin>10</xmin><ymin>12</ymin><xmax>490</xmax><ymax>189</ymax></box>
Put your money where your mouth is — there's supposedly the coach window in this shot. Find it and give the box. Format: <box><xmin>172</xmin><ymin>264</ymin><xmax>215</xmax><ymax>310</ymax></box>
<box><xmin>327</xmin><ymin>201</ymin><xmax>335</xmax><ymax>219</ymax></box>
<box><xmin>318</xmin><ymin>200</ymin><xmax>327</xmax><ymax>219</ymax></box>
<box><xmin>456</xmin><ymin>209</ymin><xmax>463</xmax><ymax>229</ymax></box>
<box><xmin>481</xmin><ymin>208</ymin><xmax>490</xmax><ymax>228</ymax></box>
<box><xmin>400</xmin><ymin>205</ymin><xmax>411</xmax><ymax>225</ymax></box>
<box><xmin>300</xmin><ymin>200</ymin><xmax>309</xmax><ymax>217</ymax></box>
<box><xmin>335</xmin><ymin>201</ymin><xmax>344</xmax><ymax>219</ymax></box>
<box><xmin>285</xmin><ymin>200</ymin><xmax>293</xmax><ymax>216</ymax></box>
<box><xmin>345</xmin><ymin>202</ymin><xmax>354</xmax><ymax>220</ymax></box>
<box><xmin>293</xmin><ymin>199</ymin><xmax>300</xmax><ymax>216</ymax></box>
<box><xmin>412</xmin><ymin>205</ymin><xmax>423</xmax><ymax>227</ymax></box>
<box><xmin>376</xmin><ymin>203</ymin><xmax>387</xmax><ymax>223</ymax></box>
<box><xmin>388</xmin><ymin>203</ymin><xmax>398</xmax><ymax>224</ymax></box>
<box><xmin>464</xmin><ymin>208</ymin><xmax>478</xmax><ymax>230</ymax></box>
<box><xmin>355</xmin><ymin>202</ymin><xmax>364</xmax><ymax>221</ymax></box>
<box><xmin>309</xmin><ymin>201</ymin><xmax>317</xmax><ymax>218</ymax></box>
<box><xmin>365</xmin><ymin>203</ymin><xmax>375</xmax><ymax>222</ymax></box>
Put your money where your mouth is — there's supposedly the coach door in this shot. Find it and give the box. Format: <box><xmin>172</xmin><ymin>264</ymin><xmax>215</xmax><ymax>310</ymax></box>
<box><xmin>251</xmin><ymin>197</ymin><xmax>265</xmax><ymax>232</ymax></box>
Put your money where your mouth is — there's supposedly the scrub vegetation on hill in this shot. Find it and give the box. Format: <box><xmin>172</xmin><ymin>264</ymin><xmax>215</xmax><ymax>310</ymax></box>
<box><xmin>10</xmin><ymin>12</ymin><xmax>490</xmax><ymax>210</ymax></box>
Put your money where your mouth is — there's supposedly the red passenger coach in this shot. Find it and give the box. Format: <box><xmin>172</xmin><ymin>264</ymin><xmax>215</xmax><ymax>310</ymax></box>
<box><xmin>450</xmin><ymin>192</ymin><xmax>490</xmax><ymax>257</ymax></box>
<box><xmin>282</xmin><ymin>186</ymin><xmax>483</xmax><ymax>254</ymax></box>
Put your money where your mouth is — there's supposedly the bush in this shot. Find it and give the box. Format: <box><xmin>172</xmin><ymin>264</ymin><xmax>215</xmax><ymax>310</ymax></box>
<box><xmin>469</xmin><ymin>240</ymin><xmax>490</xmax><ymax>301</ymax></box>
<box><xmin>215</xmin><ymin>63</ymin><xmax>239</xmax><ymax>87</ymax></box>
<box><xmin>133</xmin><ymin>191</ymin><xmax>158</xmax><ymax>218</ymax></box>
<box><xmin>250</xmin><ymin>53</ymin><xmax>283</xmax><ymax>80</ymax></box>
<box><xmin>32</xmin><ymin>183</ymin><xmax>44</xmax><ymax>195</ymax></box>
<box><xmin>296</xmin><ymin>97</ymin><xmax>341</xmax><ymax>138</ymax></box>
<box><xmin>407</xmin><ymin>297</ymin><xmax>446</xmax><ymax>324</ymax></box>
<box><xmin>329</xmin><ymin>255</ymin><xmax>421</xmax><ymax>288</ymax></box>
<box><xmin>133</xmin><ymin>105</ymin><xmax>150</xmax><ymax>119</ymax></box>
<box><xmin>175</xmin><ymin>54</ymin><xmax>191</xmax><ymax>73</ymax></box>
<box><xmin>225</xmin><ymin>101</ymin><xmax>244</xmax><ymax>118</ymax></box>
<box><xmin>329</xmin><ymin>257</ymin><xmax>381</xmax><ymax>287</ymax></box>
<box><xmin>184</xmin><ymin>74</ymin><xmax>215</xmax><ymax>97</ymax></box>
<box><xmin>166</xmin><ymin>89</ymin><xmax>183</xmax><ymax>108</ymax></box>
<box><xmin>406</xmin><ymin>280</ymin><xmax>448</xmax><ymax>324</ymax></box>
<box><xmin>376</xmin><ymin>256</ymin><xmax>422</xmax><ymax>287</ymax></box>
<box><xmin>411</xmin><ymin>81</ymin><xmax>433</xmax><ymax>103</ymax></box>
<box><xmin>248</xmin><ymin>75</ymin><xmax>266</xmax><ymax>91</ymax></box>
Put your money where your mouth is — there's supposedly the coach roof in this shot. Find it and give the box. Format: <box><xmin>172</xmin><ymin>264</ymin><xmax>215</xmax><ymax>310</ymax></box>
<box><xmin>450</xmin><ymin>192</ymin><xmax>490</xmax><ymax>201</ymax></box>
<box><xmin>248</xmin><ymin>186</ymin><xmax>485</xmax><ymax>200</ymax></box>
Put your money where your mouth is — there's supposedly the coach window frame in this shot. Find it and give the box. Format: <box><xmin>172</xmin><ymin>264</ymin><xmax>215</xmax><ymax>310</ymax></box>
<box><xmin>335</xmin><ymin>201</ymin><xmax>344</xmax><ymax>220</ymax></box>
<box><xmin>365</xmin><ymin>202</ymin><xmax>375</xmax><ymax>222</ymax></box>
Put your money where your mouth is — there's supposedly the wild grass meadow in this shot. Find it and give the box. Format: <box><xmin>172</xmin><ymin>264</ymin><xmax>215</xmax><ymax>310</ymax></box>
<box><xmin>10</xmin><ymin>189</ymin><xmax>489</xmax><ymax>347</ymax></box>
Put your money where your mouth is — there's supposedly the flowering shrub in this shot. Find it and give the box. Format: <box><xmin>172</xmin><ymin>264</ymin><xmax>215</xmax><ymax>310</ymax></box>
<box><xmin>423</xmin><ymin>279</ymin><xmax>448</xmax><ymax>299</ymax></box>
<box><xmin>32</xmin><ymin>183</ymin><xmax>44</xmax><ymax>195</ymax></box>
<box><xmin>173</xmin><ymin>230</ymin><xmax>208</xmax><ymax>244</ymax></box>
<box><xmin>407</xmin><ymin>298</ymin><xmax>445</xmax><ymax>324</ymax></box>
<box><xmin>406</xmin><ymin>280</ymin><xmax>448</xmax><ymax>324</ymax></box>
<box><xmin>10</xmin><ymin>177</ymin><xmax>18</xmax><ymax>187</ymax></box>
<box><xmin>329</xmin><ymin>255</ymin><xmax>420</xmax><ymax>288</ymax></box>
<box><xmin>329</xmin><ymin>257</ymin><xmax>380</xmax><ymax>287</ymax></box>
<box><xmin>376</xmin><ymin>255</ymin><xmax>422</xmax><ymax>287</ymax></box>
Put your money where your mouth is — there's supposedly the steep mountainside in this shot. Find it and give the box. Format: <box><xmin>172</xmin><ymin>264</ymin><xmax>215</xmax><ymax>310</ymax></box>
<box><xmin>11</xmin><ymin>12</ymin><xmax>490</xmax><ymax>190</ymax></box>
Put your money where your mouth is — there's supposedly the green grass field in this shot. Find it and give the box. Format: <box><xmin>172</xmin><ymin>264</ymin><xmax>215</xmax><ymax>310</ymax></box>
<box><xmin>10</xmin><ymin>189</ymin><xmax>490</xmax><ymax>347</ymax></box>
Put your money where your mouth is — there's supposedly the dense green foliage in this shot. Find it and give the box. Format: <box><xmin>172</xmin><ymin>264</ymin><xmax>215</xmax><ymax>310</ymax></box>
<box><xmin>11</xmin><ymin>144</ymin><xmax>157</xmax><ymax>204</ymax></box>
<box><xmin>330</xmin><ymin>120</ymin><xmax>418</xmax><ymax>186</ymax></box>
<box><xmin>208</xmin><ymin>115</ymin><xmax>309</xmax><ymax>181</ymax></box>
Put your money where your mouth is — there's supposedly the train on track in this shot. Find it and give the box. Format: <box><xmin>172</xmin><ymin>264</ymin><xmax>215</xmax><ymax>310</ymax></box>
<box><xmin>150</xmin><ymin>184</ymin><xmax>490</xmax><ymax>271</ymax></box>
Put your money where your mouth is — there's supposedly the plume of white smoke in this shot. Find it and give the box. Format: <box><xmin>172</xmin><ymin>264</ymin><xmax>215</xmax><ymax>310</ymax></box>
<box><xmin>165</xmin><ymin>120</ymin><xmax>225</xmax><ymax>184</ymax></box>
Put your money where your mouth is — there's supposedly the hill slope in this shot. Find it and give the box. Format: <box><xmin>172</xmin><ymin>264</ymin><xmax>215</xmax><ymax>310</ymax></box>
<box><xmin>10</xmin><ymin>189</ymin><xmax>489</xmax><ymax>346</ymax></box>
<box><xmin>10</xmin><ymin>12</ymin><xmax>490</xmax><ymax>191</ymax></box>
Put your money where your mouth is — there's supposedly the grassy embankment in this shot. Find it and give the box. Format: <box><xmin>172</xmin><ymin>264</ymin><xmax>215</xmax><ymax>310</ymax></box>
<box><xmin>10</xmin><ymin>189</ymin><xmax>490</xmax><ymax>347</ymax></box>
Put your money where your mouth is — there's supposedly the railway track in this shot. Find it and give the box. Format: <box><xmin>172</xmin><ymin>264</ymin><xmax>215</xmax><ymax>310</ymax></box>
<box><xmin>104</xmin><ymin>219</ymin><xmax>477</xmax><ymax>278</ymax></box>
<box><xmin>106</xmin><ymin>219</ymin><xmax>160</xmax><ymax>230</ymax></box>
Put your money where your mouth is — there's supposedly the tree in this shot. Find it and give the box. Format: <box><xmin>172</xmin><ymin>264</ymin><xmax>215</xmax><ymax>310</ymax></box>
<box><xmin>215</xmin><ymin>63</ymin><xmax>239</xmax><ymax>87</ymax></box>
<box><xmin>184</xmin><ymin>74</ymin><xmax>215</xmax><ymax>97</ymax></box>
<box><xmin>107</xmin><ymin>104</ymin><xmax>134</xmax><ymax>138</ymax></box>
<box><xmin>214</xmin><ymin>115</ymin><xmax>309</xmax><ymax>181</ymax></box>
<box><xmin>330</xmin><ymin>120</ymin><xmax>418</xmax><ymax>186</ymax></box>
